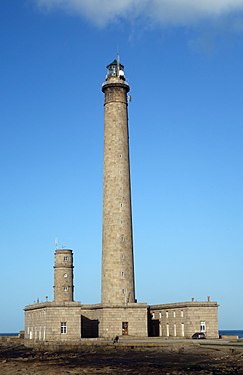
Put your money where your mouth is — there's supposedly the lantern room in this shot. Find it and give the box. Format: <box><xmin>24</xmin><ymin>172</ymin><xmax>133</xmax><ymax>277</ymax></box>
<box><xmin>106</xmin><ymin>59</ymin><xmax>125</xmax><ymax>80</ymax></box>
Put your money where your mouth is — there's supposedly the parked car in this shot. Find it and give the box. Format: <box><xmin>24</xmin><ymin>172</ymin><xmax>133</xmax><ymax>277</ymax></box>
<box><xmin>192</xmin><ymin>332</ymin><xmax>206</xmax><ymax>339</ymax></box>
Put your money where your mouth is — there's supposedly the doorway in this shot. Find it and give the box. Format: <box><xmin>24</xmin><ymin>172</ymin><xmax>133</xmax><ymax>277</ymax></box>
<box><xmin>122</xmin><ymin>322</ymin><xmax>128</xmax><ymax>335</ymax></box>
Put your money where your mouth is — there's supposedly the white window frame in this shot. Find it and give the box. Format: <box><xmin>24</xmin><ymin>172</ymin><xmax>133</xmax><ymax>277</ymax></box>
<box><xmin>61</xmin><ymin>322</ymin><xmax>67</xmax><ymax>334</ymax></box>
<box><xmin>166</xmin><ymin>323</ymin><xmax>169</xmax><ymax>337</ymax></box>
<box><xmin>181</xmin><ymin>323</ymin><xmax>185</xmax><ymax>337</ymax></box>
<box><xmin>200</xmin><ymin>321</ymin><xmax>206</xmax><ymax>333</ymax></box>
<box><xmin>174</xmin><ymin>323</ymin><xmax>177</xmax><ymax>336</ymax></box>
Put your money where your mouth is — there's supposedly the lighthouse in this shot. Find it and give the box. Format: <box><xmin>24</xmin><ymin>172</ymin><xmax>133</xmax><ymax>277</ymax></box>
<box><xmin>99</xmin><ymin>58</ymin><xmax>147</xmax><ymax>338</ymax></box>
<box><xmin>101</xmin><ymin>59</ymin><xmax>135</xmax><ymax>306</ymax></box>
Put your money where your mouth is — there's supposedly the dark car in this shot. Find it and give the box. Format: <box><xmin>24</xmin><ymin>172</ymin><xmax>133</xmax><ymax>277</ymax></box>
<box><xmin>192</xmin><ymin>332</ymin><xmax>206</xmax><ymax>339</ymax></box>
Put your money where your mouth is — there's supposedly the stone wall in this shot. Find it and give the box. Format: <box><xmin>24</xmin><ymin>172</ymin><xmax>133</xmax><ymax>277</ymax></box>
<box><xmin>24</xmin><ymin>300</ymin><xmax>218</xmax><ymax>342</ymax></box>
<box><xmin>25</xmin><ymin>302</ymin><xmax>82</xmax><ymax>342</ymax></box>
<box><xmin>25</xmin><ymin>302</ymin><xmax>148</xmax><ymax>341</ymax></box>
<box><xmin>186</xmin><ymin>305</ymin><xmax>218</xmax><ymax>338</ymax></box>
<box><xmin>100</xmin><ymin>303</ymin><xmax>148</xmax><ymax>338</ymax></box>
<box><xmin>150</xmin><ymin>301</ymin><xmax>218</xmax><ymax>339</ymax></box>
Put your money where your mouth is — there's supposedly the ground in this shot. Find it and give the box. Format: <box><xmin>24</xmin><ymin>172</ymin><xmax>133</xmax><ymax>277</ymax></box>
<box><xmin>0</xmin><ymin>339</ymin><xmax>243</xmax><ymax>374</ymax></box>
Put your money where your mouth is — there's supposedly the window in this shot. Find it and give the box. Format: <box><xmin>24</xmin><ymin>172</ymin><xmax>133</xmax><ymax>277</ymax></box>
<box><xmin>61</xmin><ymin>322</ymin><xmax>67</xmax><ymax>334</ymax></box>
<box><xmin>166</xmin><ymin>311</ymin><xmax>168</xmax><ymax>318</ymax></box>
<box><xmin>64</xmin><ymin>256</ymin><xmax>68</xmax><ymax>261</ymax></box>
<box><xmin>107</xmin><ymin>65</ymin><xmax>117</xmax><ymax>78</ymax></box>
<box><xmin>200</xmin><ymin>321</ymin><xmax>206</xmax><ymax>333</ymax></box>
<box><xmin>121</xmin><ymin>271</ymin><xmax>125</xmax><ymax>277</ymax></box>
<box><xmin>181</xmin><ymin>310</ymin><xmax>184</xmax><ymax>318</ymax></box>
<box><xmin>166</xmin><ymin>323</ymin><xmax>169</xmax><ymax>337</ymax></box>
<box><xmin>64</xmin><ymin>286</ymin><xmax>68</xmax><ymax>292</ymax></box>
<box><xmin>122</xmin><ymin>288</ymin><xmax>125</xmax><ymax>294</ymax></box>
<box><xmin>174</xmin><ymin>324</ymin><xmax>177</xmax><ymax>336</ymax></box>
<box><xmin>181</xmin><ymin>323</ymin><xmax>185</xmax><ymax>337</ymax></box>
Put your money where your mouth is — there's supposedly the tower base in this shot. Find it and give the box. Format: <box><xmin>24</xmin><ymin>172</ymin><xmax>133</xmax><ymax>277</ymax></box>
<box><xmin>100</xmin><ymin>303</ymin><xmax>148</xmax><ymax>338</ymax></box>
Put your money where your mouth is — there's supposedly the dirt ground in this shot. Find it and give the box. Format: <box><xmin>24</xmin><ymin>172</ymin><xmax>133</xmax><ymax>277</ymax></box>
<box><xmin>0</xmin><ymin>341</ymin><xmax>243</xmax><ymax>374</ymax></box>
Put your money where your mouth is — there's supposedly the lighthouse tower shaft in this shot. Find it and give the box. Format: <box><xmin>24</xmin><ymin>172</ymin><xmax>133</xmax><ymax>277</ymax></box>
<box><xmin>101</xmin><ymin>60</ymin><xmax>135</xmax><ymax>305</ymax></box>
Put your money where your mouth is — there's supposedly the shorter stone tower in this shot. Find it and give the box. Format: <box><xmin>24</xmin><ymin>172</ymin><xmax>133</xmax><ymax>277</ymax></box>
<box><xmin>54</xmin><ymin>249</ymin><xmax>74</xmax><ymax>302</ymax></box>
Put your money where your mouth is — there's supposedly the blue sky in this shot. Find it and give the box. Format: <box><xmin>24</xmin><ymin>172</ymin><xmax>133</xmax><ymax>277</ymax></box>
<box><xmin>1</xmin><ymin>0</ymin><xmax>243</xmax><ymax>332</ymax></box>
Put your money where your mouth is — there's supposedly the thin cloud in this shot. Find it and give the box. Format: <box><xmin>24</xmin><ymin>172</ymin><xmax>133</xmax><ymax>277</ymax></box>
<box><xmin>36</xmin><ymin>0</ymin><xmax>243</xmax><ymax>27</ymax></box>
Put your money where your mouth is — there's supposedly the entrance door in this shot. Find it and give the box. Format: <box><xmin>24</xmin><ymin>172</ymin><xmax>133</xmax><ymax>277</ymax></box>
<box><xmin>122</xmin><ymin>322</ymin><xmax>128</xmax><ymax>335</ymax></box>
<box><xmin>150</xmin><ymin>320</ymin><xmax>160</xmax><ymax>337</ymax></box>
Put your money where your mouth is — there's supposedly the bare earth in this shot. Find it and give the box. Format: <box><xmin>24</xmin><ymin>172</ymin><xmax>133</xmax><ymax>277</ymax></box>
<box><xmin>0</xmin><ymin>341</ymin><xmax>243</xmax><ymax>374</ymax></box>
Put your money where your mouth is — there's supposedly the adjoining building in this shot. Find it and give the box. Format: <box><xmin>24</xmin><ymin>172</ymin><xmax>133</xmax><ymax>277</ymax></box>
<box><xmin>24</xmin><ymin>59</ymin><xmax>218</xmax><ymax>342</ymax></box>
<box><xmin>149</xmin><ymin>299</ymin><xmax>218</xmax><ymax>339</ymax></box>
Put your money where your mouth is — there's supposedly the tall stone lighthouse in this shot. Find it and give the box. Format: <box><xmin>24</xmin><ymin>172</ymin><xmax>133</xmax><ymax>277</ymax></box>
<box><xmin>100</xmin><ymin>59</ymin><xmax>148</xmax><ymax>337</ymax></box>
<box><xmin>101</xmin><ymin>59</ymin><xmax>135</xmax><ymax>306</ymax></box>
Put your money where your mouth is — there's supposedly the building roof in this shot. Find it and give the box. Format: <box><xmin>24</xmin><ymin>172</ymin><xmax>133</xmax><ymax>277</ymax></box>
<box><xmin>107</xmin><ymin>59</ymin><xmax>124</xmax><ymax>69</ymax></box>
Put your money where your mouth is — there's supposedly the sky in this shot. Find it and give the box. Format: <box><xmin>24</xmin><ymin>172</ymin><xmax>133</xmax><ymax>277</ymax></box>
<box><xmin>0</xmin><ymin>0</ymin><xmax>243</xmax><ymax>332</ymax></box>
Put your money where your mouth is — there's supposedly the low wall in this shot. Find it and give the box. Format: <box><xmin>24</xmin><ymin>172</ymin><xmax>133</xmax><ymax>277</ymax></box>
<box><xmin>0</xmin><ymin>336</ymin><xmax>24</xmax><ymax>345</ymax></box>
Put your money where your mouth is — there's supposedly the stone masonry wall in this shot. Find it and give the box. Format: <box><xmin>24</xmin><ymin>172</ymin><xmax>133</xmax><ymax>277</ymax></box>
<box><xmin>25</xmin><ymin>302</ymin><xmax>82</xmax><ymax>342</ymax></box>
<box><xmin>100</xmin><ymin>304</ymin><xmax>148</xmax><ymax>338</ymax></box>
<box><xmin>186</xmin><ymin>305</ymin><xmax>218</xmax><ymax>338</ymax></box>
<box><xmin>150</xmin><ymin>301</ymin><xmax>218</xmax><ymax>339</ymax></box>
